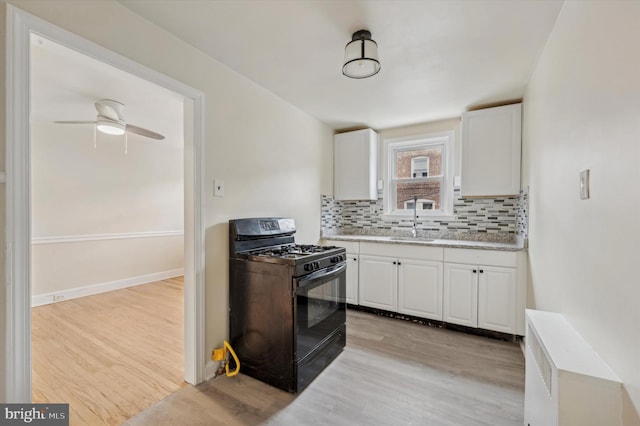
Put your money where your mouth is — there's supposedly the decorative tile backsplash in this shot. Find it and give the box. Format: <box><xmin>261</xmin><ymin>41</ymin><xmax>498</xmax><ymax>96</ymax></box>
<box><xmin>516</xmin><ymin>189</ymin><xmax>528</xmax><ymax>239</ymax></box>
<box><xmin>322</xmin><ymin>188</ymin><xmax>528</xmax><ymax>242</ymax></box>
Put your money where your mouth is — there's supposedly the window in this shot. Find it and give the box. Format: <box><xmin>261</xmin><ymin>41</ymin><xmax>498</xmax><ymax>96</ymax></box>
<box><xmin>383</xmin><ymin>131</ymin><xmax>454</xmax><ymax>217</ymax></box>
<box><xmin>404</xmin><ymin>199</ymin><xmax>434</xmax><ymax>210</ymax></box>
<box><xmin>411</xmin><ymin>156</ymin><xmax>429</xmax><ymax>178</ymax></box>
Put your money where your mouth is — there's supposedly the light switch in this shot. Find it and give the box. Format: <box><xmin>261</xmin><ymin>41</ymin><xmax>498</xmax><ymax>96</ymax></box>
<box><xmin>214</xmin><ymin>179</ymin><xmax>225</xmax><ymax>197</ymax></box>
<box><xmin>579</xmin><ymin>170</ymin><xmax>589</xmax><ymax>200</ymax></box>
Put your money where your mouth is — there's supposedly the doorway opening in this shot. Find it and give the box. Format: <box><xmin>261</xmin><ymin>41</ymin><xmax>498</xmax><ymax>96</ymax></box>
<box><xmin>5</xmin><ymin>5</ymin><xmax>205</xmax><ymax>405</ymax></box>
<box><xmin>30</xmin><ymin>34</ymin><xmax>187</xmax><ymax>422</ymax></box>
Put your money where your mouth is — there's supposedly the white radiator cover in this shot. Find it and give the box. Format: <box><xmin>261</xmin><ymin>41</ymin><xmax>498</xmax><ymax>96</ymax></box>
<box><xmin>524</xmin><ymin>309</ymin><xmax>622</xmax><ymax>426</ymax></box>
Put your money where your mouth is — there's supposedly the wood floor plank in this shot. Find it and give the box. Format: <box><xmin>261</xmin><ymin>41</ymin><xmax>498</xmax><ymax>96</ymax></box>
<box><xmin>126</xmin><ymin>309</ymin><xmax>524</xmax><ymax>426</ymax></box>
<box><xmin>32</xmin><ymin>277</ymin><xmax>186</xmax><ymax>425</ymax></box>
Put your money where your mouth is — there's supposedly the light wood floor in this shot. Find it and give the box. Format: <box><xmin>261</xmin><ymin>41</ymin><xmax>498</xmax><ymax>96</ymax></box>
<box><xmin>32</xmin><ymin>277</ymin><xmax>185</xmax><ymax>425</ymax></box>
<box><xmin>126</xmin><ymin>309</ymin><xmax>525</xmax><ymax>426</ymax></box>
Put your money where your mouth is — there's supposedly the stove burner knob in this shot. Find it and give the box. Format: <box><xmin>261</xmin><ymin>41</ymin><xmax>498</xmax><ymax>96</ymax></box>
<box><xmin>305</xmin><ymin>262</ymin><xmax>320</xmax><ymax>271</ymax></box>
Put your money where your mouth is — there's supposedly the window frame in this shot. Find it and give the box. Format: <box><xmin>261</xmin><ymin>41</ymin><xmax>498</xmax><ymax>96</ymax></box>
<box><xmin>382</xmin><ymin>131</ymin><xmax>455</xmax><ymax>219</ymax></box>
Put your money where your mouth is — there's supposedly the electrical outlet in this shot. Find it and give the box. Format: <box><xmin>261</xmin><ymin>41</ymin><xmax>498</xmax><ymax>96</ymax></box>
<box><xmin>53</xmin><ymin>294</ymin><xmax>65</xmax><ymax>302</ymax></box>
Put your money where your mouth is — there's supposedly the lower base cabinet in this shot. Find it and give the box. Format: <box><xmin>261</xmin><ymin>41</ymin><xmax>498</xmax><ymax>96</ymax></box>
<box><xmin>443</xmin><ymin>263</ymin><xmax>478</xmax><ymax>327</ymax></box>
<box><xmin>398</xmin><ymin>259</ymin><xmax>443</xmax><ymax>320</ymax></box>
<box><xmin>359</xmin><ymin>255</ymin><xmax>443</xmax><ymax>320</ymax></box>
<box><xmin>345</xmin><ymin>254</ymin><xmax>359</xmax><ymax>304</ymax></box>
<box><xmin>324</xmin><ymin>240</ymin><xmax>526</xmax><ymax>336</ymax></box>
<box><xmin>444</xmin><ymin>262</ymin><xmax>518</xmax><ymax>334</ymax></box>
<box><xmin>358</xmin><ymin>255</ymin><xmax>397</xmax><ymax>311</ymax></box>
<box><xmin>478</xmin><ymin>266</ymin><xmax>517</xmax><ymax>333</ymax></box>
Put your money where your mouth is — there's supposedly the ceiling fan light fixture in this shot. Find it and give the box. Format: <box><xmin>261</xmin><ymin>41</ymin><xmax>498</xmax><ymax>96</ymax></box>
<box><xmin>96</xmin><ymin>118</ymin><xmax>125</xmax><ymax>136</ymax></box>
<box><xmin>342</xmin><ymin>29</ymin><xmax>381</xmax><ymax>79</ymax></box>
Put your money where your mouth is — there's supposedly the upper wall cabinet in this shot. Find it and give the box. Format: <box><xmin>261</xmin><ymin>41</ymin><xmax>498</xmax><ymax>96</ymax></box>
<box><xmin>334</xmin><ymin>129</ymin><xmax>378</xmax><ymax>201</ymax></box>
<box><xmin>461</xmin><ymin>103</ymin><xmax>522</xmax><ymax>197</ymax></box>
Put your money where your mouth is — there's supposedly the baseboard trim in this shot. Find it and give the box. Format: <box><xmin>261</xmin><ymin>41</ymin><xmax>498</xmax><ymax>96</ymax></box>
<box><xmin>32</xmin><ymin>230</ymin><xmax>184</xmax><ymax>245</ymax></box>
<box><xmin>32</xmin><ymin>268</ymin><xmax>184</xmax><ymax>307</ymax></box>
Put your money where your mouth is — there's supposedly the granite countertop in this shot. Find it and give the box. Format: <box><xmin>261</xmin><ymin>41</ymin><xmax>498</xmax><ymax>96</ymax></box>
<box><xmin>322</xmin><ymin>234</ymin><xmax>526</xmax><ymax>251</ymax></box>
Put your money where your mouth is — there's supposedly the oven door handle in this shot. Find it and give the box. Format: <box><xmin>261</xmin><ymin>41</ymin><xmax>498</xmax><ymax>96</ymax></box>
<box><xmin>297</xmin><ymin>262</ymin><xmax>346</xmax><ymax>288</ymax></box>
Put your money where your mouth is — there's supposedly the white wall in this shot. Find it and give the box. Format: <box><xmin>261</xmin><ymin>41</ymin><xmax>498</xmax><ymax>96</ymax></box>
<box><xmin>31</xmin><ymin>124</ymin><xmax>184</xmax><ymax>236</ymax></box>
<box><xmin>522</xmin><ymin>1</ymin><xmax>640</xmax><ymax>423</ymax></box>
<box><xmin>1</xmin><ymin>0</ymin><xmax>333</xmax><ymax>386</ymax></box>
<box><xmin>30</xmin><ymin>123</ymin><xmax>184</xmax><ymax>297</ymax></box>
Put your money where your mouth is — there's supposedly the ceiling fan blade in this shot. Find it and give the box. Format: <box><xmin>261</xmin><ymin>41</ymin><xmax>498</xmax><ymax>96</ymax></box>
<box><xmin>95</xmin><ymin>99</ymin><xmax>123</xmax><ymax>121</ymax></box>
<box><xmin>54</xmin><ymin>121</ymin><xmax>98</xmax><ymax>124</ymax></box>
<box><xmin>126</xmin><ymin>124</ymin><xmax>165</xmax><ymax>140</ymax></box>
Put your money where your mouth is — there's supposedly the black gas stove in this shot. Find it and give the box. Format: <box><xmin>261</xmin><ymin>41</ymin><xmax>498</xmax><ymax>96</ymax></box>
<box><xmin>228</xmin><ymin>218</ymin><xmax>346</xmax><ymax>393</ymax></box>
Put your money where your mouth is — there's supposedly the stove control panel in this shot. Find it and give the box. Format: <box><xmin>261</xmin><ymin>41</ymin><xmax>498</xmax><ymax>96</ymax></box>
<box><xmin>330</xmin><ymin>255</ymin><xmax>345</xmax><ymax>264</ymax></box>
<box><xmin>304</xmin><ymin>261</ymin><xmax>321</xmax><ymax>272</ymax></box>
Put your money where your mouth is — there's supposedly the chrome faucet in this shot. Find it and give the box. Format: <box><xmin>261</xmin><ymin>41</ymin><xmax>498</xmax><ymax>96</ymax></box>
<box><xmin>411</xmin><ymin>195</ymin><xmax>418</xmax><ymax>238</ymax></box>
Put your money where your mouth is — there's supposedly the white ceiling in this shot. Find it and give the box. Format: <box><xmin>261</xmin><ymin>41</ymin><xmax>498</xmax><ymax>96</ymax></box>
<box><xmin>30</xmin><ymin>35</ymin><xmax>185</xmax><ymax>147</ymax></box>
<box><xmin>119</xmin><ymin>0</ymin><xmax>564</xmax><ymax>131</ymax></box>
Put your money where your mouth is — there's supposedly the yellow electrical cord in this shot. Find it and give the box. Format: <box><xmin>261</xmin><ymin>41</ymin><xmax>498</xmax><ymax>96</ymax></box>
<box><xmin>223</xmin><ymin>340</ymin><xmax>240</xmax><ymax>377</ymax></box>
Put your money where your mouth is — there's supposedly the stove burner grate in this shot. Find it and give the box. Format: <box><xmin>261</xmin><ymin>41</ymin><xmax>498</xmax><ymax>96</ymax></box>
<box><xmin>251</xmin><ymin>244</ymin><xmax>339</xmax><ymax>259</ymax></box>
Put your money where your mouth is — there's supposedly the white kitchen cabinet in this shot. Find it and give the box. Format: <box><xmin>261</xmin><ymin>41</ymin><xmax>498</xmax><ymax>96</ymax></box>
<box><xmin>398</xmin><ymin>259</ymin><xmax>443</xmax><ymax>320</ymax></box>
<box><xmin>443</xmin><ymin>263</ymin><xmax>518</xmax><ymax>333</ymax></box>
<box><xmin>478</xmin><ymin>266</ymin><xmax>517</xmax><ymax>333</ymax></box>
<box><xmin>461</xmin><ymin>103</ymin><xmax>521</xmax><ymax>197</ymax></box>
<box><xmin>359</xmin><ymin>242</ymin><xmax>444</xmax><ymax>319</ymax></box>
<box><xmin>443</xmin><ymin>263</ymin><xmax>478</xmax><ymax>327</ymax></box>
<box><xmin>334</xmin><ymin>129</ymin><xmax>378</xmax><ymax>200</ymax></box>
<box><xmin>345</xmin><ymin>254</ymin><xmax>359</xmax><ymax>304</ymax></box>
<box><xmin>324</xmin><ymin>240</ymin><xmax>526</xmax><ymax>336</ymax></box>
<box><xmin>358</xmin><ymin>255</ymin><xmax>397</xmax><ymax>311</ymax></box>
<box><xmin>444</xmin><ymin>247</ymin><xmax>521</xmax><ymax>334</ymax></box>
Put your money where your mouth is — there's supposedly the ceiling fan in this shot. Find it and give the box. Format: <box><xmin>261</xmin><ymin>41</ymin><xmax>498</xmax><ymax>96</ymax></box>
<box><xmin>54</xmin><ymin>99</ymin><xmax>165</xmax><ymax>140</ymax></box>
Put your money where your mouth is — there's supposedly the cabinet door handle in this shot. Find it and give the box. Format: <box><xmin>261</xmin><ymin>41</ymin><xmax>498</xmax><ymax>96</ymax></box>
<box><xmin>473</xmin><ymin>269</ymin><xmax>477</xmax><ymax>273</ymax></box>
<box><xmin>353</xmin><ymin>258</ymin><xmax>357</xmax><ymax>262</ymax></box>
<box><xmin>398</xmin><ymin>262</ymin><xmax>402</xmax><ymax>265</ymax></box>
<box><xmin>393</xmin><ymin>261</ymin><xmax>397</xmax><ymax>265</ymax></box>
<box><xmin>479</xmin><ymin>269</ymin><xmax>484</xmax><ymax>273</ymax></box>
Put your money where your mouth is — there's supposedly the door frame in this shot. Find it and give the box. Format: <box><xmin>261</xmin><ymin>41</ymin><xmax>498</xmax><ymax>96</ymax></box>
<box><xmin>4</xmin><ymin>5</ymin><xmax>206</xmax><ymax>401</ymax></box>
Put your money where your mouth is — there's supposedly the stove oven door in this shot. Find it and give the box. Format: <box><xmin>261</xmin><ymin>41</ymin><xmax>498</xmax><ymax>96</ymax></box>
<box><xmin>294</xmin><ymin>262</ymin><xmax>346</xmax><ymax>360</ymax></box>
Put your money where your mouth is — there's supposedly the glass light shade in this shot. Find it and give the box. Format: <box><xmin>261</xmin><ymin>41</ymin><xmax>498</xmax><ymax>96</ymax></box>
<box><xmin>96</xmin><ymin>118</ymin><xmax>125</xmax><ymax>136</ymax></box>
<box><xmin>343</xmin><ymin>35</ymin><xmax>381</xmax><ymax>79</ymax></box>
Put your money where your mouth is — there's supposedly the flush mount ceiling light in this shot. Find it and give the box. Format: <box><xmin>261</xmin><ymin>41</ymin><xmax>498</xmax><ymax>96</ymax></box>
<box><xmin>96</xmin><ymin>117</ymin><xmax>126</xmax><ymax>136</ymax></box>
<box><xmin>342</xmin><ymin>29</ymin><xmax>381</xmax><ymax>79</ymax></box>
